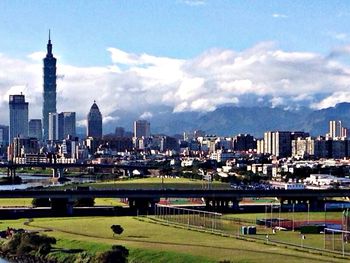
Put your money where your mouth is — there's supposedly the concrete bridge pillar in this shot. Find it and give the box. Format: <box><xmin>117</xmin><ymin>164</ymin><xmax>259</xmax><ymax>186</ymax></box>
<box><xmin>50</xmin><ymin>198</ymin><xmax>75</xmax><ymax>215</ymax></box>
<box><xmin>52</xmin><ymin>168</ymin><xmax>64</xmax><ymax>178</ymax></box>
<box><xmin>230</xmin><ymin>198</ymin><xmax>240</xmax><ymax>212</ymax></box>
<box><xmin>8</xmin><ymin>167</ymin><xmax>16</xmax><ymax>178</ymax></box>
<box><xmin>57</xmin><ymin>168</ymin><xmax>64</xmax><ymax>178</ymax></box>
<box><xmin>52</xmin><ymin>168</ymin><xmax>57</xmax><ymax>178</ymax></box>
<box><xmin>128</xmin><ymin>198</ymin><xmax>160</xmax><ymax>215</ymax></box>
<box><xmin>309</xmin><ymin>197</ymin><xmax>325</xmax><ymax>211</ymax></box>
<box><xmin>123</xmin><ymin>169</ymin><xmax>132</xmax><ymax>177</ymax></box>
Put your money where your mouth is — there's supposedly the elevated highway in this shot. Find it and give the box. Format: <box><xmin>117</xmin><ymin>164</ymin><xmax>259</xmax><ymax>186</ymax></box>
<box><xmin>0</xmin><ymin>188</ymin><xmax>349</xmax><ymax>214</ymax></box>
<box><xmin>0</xmin><ymin>188</ymin><xmax>348</xmax><ymax>199</ymax></box>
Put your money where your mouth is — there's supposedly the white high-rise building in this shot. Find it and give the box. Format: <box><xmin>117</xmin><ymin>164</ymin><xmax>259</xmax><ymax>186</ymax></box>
<box><xmin>329</xmin><ymin>120</ymin><xmax>347</xmax><ymax>138</ymax></box>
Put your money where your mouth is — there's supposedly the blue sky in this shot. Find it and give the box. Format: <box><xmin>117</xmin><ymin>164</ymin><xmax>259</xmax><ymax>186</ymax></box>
<box><xmin>1</xmin><ymin>0</ymin><xmax>350</xmax><ymax>126</ymax></box>
<box><xmin>1</xmin><ymin>0</ymin><xmax>350</xmax><ymax>66</ymax></box>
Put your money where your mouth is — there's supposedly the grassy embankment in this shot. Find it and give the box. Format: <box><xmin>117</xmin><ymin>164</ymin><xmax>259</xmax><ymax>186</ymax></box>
<box><xmin>55</xmin><ymin>176</ymin><xmax>231</xmax><ymax>190</ymax></box>
<box><xmin>0</xmin><ymin>216</ymin><xmax>347</xmax><ymax>263</ymax></box>
<box><xmin>0</xmin><ymin>198</ymin><xmax>125</xmax><ymax>207</ymax></box>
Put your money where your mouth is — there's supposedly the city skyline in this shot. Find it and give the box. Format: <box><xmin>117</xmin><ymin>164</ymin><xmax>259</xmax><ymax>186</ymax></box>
<box><xmin>1</xmin><ymin>1</ymin><xmax>350</xmax><ymax>132</ymax></box>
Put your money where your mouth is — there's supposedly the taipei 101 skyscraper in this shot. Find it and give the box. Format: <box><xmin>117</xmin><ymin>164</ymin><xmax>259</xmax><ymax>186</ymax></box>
<box><xmin>42</xmin><ymin>30</ymin><xmax>57</xmax><ymax>140</ymax></box>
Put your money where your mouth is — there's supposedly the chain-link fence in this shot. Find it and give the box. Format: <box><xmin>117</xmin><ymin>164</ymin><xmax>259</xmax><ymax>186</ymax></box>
<box><xmin>324</xmin><ymin>228</ymin><xmax>350</xmax><ymax>256</ymax></box>
<box><xmin>153</xmin><ymin>204</ymin><xmax>350</xmax><ymax>258</ymax></box>
<box><xmin>155</xmin><ymin>204</ymin><xmax>222</xmax><ymax>231</ymax></box>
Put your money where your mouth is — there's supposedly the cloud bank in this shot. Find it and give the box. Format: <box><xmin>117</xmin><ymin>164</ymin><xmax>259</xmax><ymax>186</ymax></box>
<box><xmin>1</xmin><ymin>42</ymin><xmax>350</xmax><ymax>127</ymax></box>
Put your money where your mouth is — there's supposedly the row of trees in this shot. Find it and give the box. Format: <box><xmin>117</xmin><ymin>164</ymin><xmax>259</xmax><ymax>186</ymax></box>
<box><xmin>32</xmin><ymin>197</ymin><xmax>95</xmax><ymax>207</ymax></box>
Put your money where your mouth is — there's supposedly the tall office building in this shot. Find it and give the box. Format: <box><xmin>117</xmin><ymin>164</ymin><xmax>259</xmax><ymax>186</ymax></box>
<box><xmin>87</xmin><ymin>101</ymin><xmax>102</xmax><ymax>138</ymax></box>
<box><xmin>48</xmin><ymin>113</ymin><xmax>59</xmax><ymax>141</ymax></box>
<box><xmin>0</xmin><ymin>125</ymin><xmax>9</xmax><ymax>147</ymax></box>
<box><xmin>49</xmin><ymin>112</ymin><xmax>76</xmax><ymax>141</ymax></box>
<box><xmin>29</xmin><ymin>119</ymin><xmax>42</xmax><ymax>140</ymax></box>
<box><xmin>61</xmin><ymin>112</ymin><xmax>76</xmax><ymax>139</ymax></box>
<box><xmin>42</xmin><ymin>31</ymin><xmax>57</xmax><ymax>140</ymax></box>
<box><xmin>0</xmin><ymin>125</ymin><xmax>9</xmax><ymax>156</ymax></box>
<box><xmin>9</xmin><ymin>94</ymin><xmax>29</xmax><ymax>142</ymax></box>
<box><xmin>133</xmin><ymin>120</ymin><xmax>150</xmax><ymax>138</ymax></box>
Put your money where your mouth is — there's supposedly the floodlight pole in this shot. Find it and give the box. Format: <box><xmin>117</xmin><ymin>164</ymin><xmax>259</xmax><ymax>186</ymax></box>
<box><xmin>279</xmin><ymin>204</ymin><xmax>281</xmax><ymax>228</ymax></box>
<box><xmin>292</xmin><ymin>203</ymin><xmax>295</xmax><ymax>232</ymax></box>
<box><xmin>270</xmin><ymin>202</ymin><xmax>273</xmax><ymax>229</ymax></box>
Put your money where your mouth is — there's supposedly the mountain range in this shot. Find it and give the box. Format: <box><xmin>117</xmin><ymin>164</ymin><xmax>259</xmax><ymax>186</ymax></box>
<box><xmin>77</xmin><ymin>102</ymin><xmax>350</xmax><ymax>138</ymax></box>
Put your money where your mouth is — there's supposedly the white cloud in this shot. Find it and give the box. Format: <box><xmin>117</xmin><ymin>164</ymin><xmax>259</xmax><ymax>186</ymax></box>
<box><xmin>1</xmin><ymin>43</ymin><xmax>350</xmax><ymax>127</ymax></box>
<box><xmin>270</xmin><ymin>97</ymin><xmax>284</xmax><ymax>108</ymax></box>
<box><xmin>103</xmin><ymin>115</ymin><xmax>119</xmax><ymax>124</ymax></box>
<box><xmin>140</xmin><ymin>111</ymin><xmax>153</xmax><ymax>119</ymax></box>
<box><xmin>27</xmin><ymin>51</ymin><xmax>46</xmax><ymax>62</ymax></box>
<box><xmin>179</xmin><ymin>0</ymin><xmax>206</xmax><ymax>6</ymax></box>
<box><xmin>272</xmin><ymin>13</ymin><xmax>288</xmax><ymax>19</ymax></box>
<box><xmin>334</xmin><ymin>33</ymin><xmax>348</xmax><ymax>41</ymax></box>
<box><xmin>312</xmin><ymin>92</ymin><xmax>350</xmax><ymax>109</ymax></box>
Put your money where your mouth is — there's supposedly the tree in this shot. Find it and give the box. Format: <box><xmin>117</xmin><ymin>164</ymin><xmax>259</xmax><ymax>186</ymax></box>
<box><xmin>31</xmin><ymin>198</ymin><xmax>50</xmax><ymax>207</ymax></box>
<box><xmin>94</xmin><ymin>245</ymin><xmax>129</xmax><ymax>263</ymax></box>
<box><xmin>111</xmin><ymin>225</ymin><xmax>124</xmax><ymax>236</ymax></box>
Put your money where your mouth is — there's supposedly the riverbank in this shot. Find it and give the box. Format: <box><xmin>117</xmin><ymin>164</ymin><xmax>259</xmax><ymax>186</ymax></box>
<box><xmin>0</xmin><ymin>177</ymin><xmax>21</xmax><ymax>185</ymax></box>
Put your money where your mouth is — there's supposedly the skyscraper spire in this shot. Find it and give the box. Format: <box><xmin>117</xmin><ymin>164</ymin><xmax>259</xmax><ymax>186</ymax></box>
<box><xmin>47</xmin><ymin>29</ymin><xmax>52</xmax><ymax>56</ymax></box>
<box><xmin>43</xmin><ymin>31</ymin><xmax>57</xmax><ymax>140</ymax></box>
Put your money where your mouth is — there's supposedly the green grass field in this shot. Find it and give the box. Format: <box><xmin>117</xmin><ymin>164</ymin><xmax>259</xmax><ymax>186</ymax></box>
<box><xmin>0</xmin><ymin>216</ymin><xmax>348</xmax><ymax>262</ymax></box>
<box><xmin>0</xmin><ymin>198</ymin><xmax>33</xmax><ymax>207</ymax></box>
<box><xmin>0</xmin><ymin>198</ymin><xmax>125</xmax><ymax>207</ymax></box>
<box><xmin>223</xmin><ymin>211</ymin><xmax>342</xmax><ymax>222</ymax></box>
<box><xmin>61</xmin><ymin>177</ymin><xmax>230</xmax><ymax>190</ymax></box>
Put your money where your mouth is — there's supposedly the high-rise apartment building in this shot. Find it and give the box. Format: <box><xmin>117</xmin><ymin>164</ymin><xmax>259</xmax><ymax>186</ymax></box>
<box><xmin>48</xmin><ymin>112</ymin><xmax>76</xmax><ymax>141</ymax></box>
<box><xmin>42</xmin><ymin>31</ymin><xmax>57</xmax><ymax>140</ymax></box>
<box><xmin>329</xmin><ymin>120</ymin><xmax>347</xmax><ymax>138</ymax></box>
<box><xmin>234</xmin><ymin>134</ymin><xmax>256</xmax><ymax>151</ymax></box>
<box><xmin>263</xmin><ymin>131</ymin><xmax>291</xmax><ymax>157</ymax></box>
<box><xmin>9</xmin><ymin>94</ymin><xmax>29</xmax><ymax>142</ymax></box>
<box><xmin>87</xmin><ymin>101</ymin><xmax>102</xmax><ymax>138</ymax></box>
<box><xmin>29</xmin><ymin>119</ymin><xmax>42</xmax><ymax>140</ymax></box>
<box><xmin>133</xmin><ymin>120</ymin><xmax>150</xmax><ymax>138</ymax></box>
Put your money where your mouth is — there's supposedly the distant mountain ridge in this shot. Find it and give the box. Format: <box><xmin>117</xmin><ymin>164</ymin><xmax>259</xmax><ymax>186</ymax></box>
<box><xmin>97</xmin><ymin>102</ymin><xmax>350</xmax><ymax>138</ymax></box>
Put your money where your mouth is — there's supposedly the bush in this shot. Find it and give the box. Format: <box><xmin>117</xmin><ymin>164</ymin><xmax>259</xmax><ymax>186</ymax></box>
<box><xmin>2</xmin><ymin>232</ymin><xmax>56</xmax><ymax>256</ymax></box>
<box><xmin>94</xmin><ymin>245</ymin><xmax>129</xmax><ymax>263</ymax></box>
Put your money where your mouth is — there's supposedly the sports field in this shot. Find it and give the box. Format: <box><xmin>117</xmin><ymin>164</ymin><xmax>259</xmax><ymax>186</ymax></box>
<box><xmin>0</xmin><ymin>216</ymin><xmax>348</xmax><ymax>262</ymax></box>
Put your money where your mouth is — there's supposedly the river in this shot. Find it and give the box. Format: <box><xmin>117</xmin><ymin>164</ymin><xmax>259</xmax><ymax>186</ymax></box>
<box><xmin>0</xmin><ymin>174</ymin><xmax>95</xmax><ymax>190</ymax></box>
